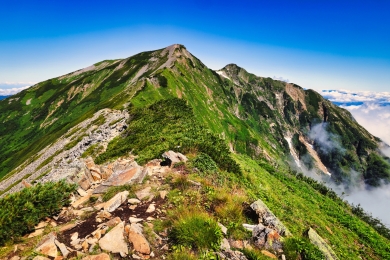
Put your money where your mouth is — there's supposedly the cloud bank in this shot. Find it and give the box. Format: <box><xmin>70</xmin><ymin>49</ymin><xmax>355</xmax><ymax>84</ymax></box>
<box><xmin>0</xmin><ymin>82</ymin><xmax>34</xmax><ymax>96</ymax></box>
<box><xmin>320</xmin><ymin>89</ymin><xmax>390</xmax><ymax>144</ymax></box>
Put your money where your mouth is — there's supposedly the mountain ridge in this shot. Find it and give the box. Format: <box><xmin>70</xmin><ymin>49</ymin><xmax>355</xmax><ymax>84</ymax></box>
<box><xmin>0</xmin><ymin>44</ymin><xmax>390</xmax><ymax>259</ymax></box>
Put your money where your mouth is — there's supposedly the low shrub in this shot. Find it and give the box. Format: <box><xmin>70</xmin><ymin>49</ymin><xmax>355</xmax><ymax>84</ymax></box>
<box><xmin>283</xmin><ymin>237</ymin><xmax>324</xmax><ymax>260</ymax></box>
<box><xmin>0</xmin><ymin>180</ymin><xmax>76</xmax><ymax>245</ymax></box>
<box><xmin>192</xmin><ymin>153</ymin><xmax>218</xmax><ymax>173</ymax></box>
<box><xmin>170</xmin><ymin>210</ymin><xmax>223</xmax><ymax>251</ymax></box>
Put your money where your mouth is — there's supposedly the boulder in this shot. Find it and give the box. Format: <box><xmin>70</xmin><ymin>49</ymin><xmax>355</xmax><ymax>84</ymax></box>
<box><xmin>72</xmin><ymin>191</ymin><xmax>92</xmax><ymax>208</ymax></box>
<box><xmin>128</xmin><ymin>198</ymin><xmax>141</xmax><ymax>204</ymax></box>
<box><xmin>78</xmin><ymin>175</ymin><xmax>91</xmax><ymax>190</ymax></box>
<box><xmin>250</xmin><ymin>200</ymin><xmax>291</xmax><ymax>237</ymax></box>
<box><xmin>126</xmin><ymin>223</ymin><xmax>151</xmax><ymax>255</ymax></box>
<box><xmin>102</xmin><ymin>191</ymin><xmax>129</xmax><ymax>212</ymax></box>
<box><xmin>307</xmin><ymin>228</ymin><xmax>339</xmax><ymax>260</ymax></box>
<box><xmin>162</xmin><ymin>150</ymin><xmax>188</xmax><ymax>167</ymax></box>
<box><xmin>93</xmin><ymin>166</ymin><xmax>143</xmax><ymax>194</ymax></box>
<box><xmin>35</xmin><ymin>232</ymin><xmax>58</xmax><ymax>258</ymax></box>
<box><xmin>99</xmin><ymin>222</ymin><xmax>128</xmax><ymax>257</ymax></box>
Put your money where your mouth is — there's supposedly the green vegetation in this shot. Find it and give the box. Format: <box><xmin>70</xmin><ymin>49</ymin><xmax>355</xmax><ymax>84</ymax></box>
<box><xmin>170</xmin><ymin>210</ymin><xmax>223</xmax><ymax>250</ymax></box>
<box><xmin>96</xmin><ymin>99</ymin><xmax>241</xmax><ymax>174</ymax></box>
<box><xmin>283</xmin><ymin>237</ymin><xmax>325</xmax><ymax>260</ymax></box>
<box><xmin>191</xmin><ymin>152</ymin><xmax>218</xmax><ymax>173</ymax></box>
<box><xmin>0</xmin><ymin>180</ymin><xmax>76</xmax><ymax>245</ymax></box>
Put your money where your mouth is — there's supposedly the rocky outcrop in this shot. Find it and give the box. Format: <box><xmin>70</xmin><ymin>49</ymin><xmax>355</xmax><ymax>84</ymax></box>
<box><xmin>0</xmin><ymin>108</ymin><xmax>129</xmax><ymax>196</ymax></box>
<box><xmin>250</xmin><ymin>200</ymin><xmax>291</xmax><ymax>237</ymax></box>
<box><xmin>246</xmin><ymin>200</ymin><xmax>291</xmax><ymax>254</ymax></box>
<box><xmin>307</xmin><ymin>228</ymin><xmax>339</xmax><ymax>260</ymax></box>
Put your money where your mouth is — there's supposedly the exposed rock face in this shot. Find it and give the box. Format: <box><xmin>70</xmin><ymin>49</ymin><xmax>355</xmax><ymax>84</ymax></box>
<box><xmin>250</xmin><ymin>200</ymin><xmax>291</xmax><ymax>237</ymax></box>
<box><xmin>0</xmin><ymin>109</ymin><xmax>129</xmax><ymax>196</ymax></box>
<box><xmin>307</xmin><ymin>228</ymin><xmax>339</xmax><ymax>260</ymax></box>
<box><xmin>98</xmin><ymin>222</ymin><xmax>128</xmax><ymax>257</ymax></box>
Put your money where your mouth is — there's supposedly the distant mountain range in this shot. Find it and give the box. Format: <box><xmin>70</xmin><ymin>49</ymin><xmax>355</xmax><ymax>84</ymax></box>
<box><xmin>0</xmin><ymin>96</ymin><xmax>9</xmax><ymax>100</ymax></box>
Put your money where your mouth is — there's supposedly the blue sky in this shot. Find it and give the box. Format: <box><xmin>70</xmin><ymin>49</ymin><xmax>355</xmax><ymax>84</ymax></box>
<box><xmin>1</xmin><ymin>0</ymin><xmax>390</xmax><ymax>93</ymax></box>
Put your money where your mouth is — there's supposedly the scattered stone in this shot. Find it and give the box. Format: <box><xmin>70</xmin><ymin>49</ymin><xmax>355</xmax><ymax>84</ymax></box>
<box><xmin>281</xmin><ymin>254</ymin><xmax>286</xmax><ymax>260</ymax></box>
<box><xmin>129</xmin><ymin>205</ymin><xmax>137</xmax><ymax>210</ymax></box>
<box><xmin>78</xmin><ymin>175</ymin><xmax>92</xmax><ymax>191</ymax></box>
<box><xmin>97</xmin><ymin>210</ymin><xmax>111</xmax><ymax>219</ymax></box>
<box><xmin>229</xmin><ymin>240</ymin><xmax>244</xmax><ymax>249</ymax></box>
<box><xmin>77</xmin><ymin>188</ymin><xmax>88</xmax><ymax>196</ymax></box>
<box><xmin>242</xmin><ymin>224</ymin><xmax>256</xmax><ymax>231</ymax></box>
<box><xmin>104</xmin><ymin>216</ymin><xmax>122</xmax><ymax>227</ymax></box>
<box><xmin>146</xmin><ymin>204</ymin><xmax>155</xmax><ymax>213</ymax></box>
<box><xmin>21</xmin><ymin>179</ymin><xmax>32</xmax><ymax>188</ymax></box>
<box><xmin>130</xmin><ymin>217</ymin><xmax>143</xmax><ymax>223</ymax></box>
<box><xmin>54</xmin><ymin>257</ymin><xmax>64</xmax><ymax>260</ymax></box>
<box><xmin>218</xmin><ymin>223</ymin><xmax>228</xmax><ymax>235</ymax></box>
<box><xmin>221</xmin><ymin>238</ymin><xmax>231</xmax><ymax>250</ymax></box>
<box><xmin>72</xmin><ymin>192</ymin><xmax>92</xmax><ymax>208</ymax></box>
<box><xmin>82</xmin><ymin>253</ymin><xmax>111</xmax><ymax>260</ymax></box>
<box><xmin>54</xmin><ymin>239</ymin><xmax>70</xmax><ymax>258</ymax></box>
<box><xmin>28</xmin><ymin>228</ymin><xmax>44</xmax><ymax>238</ymax></box>
<box><xmin>159</xmin><ymin>190</ymin><xmax>168</xmax><ymax>199</ymax></box>
<box><xmin>128</xmin><ymin>198</ymin><xmax>141</xmax><ymax>204</ymax></box>
<box><xmin>132</xmin><ymin>254</ymin><xmax>142</xmax><ymax>259</ymax></box>
<box><xmin>82</xmin><ymin>240</ymin><xmax>89</xmax><ymax>252</ymax></box>
<box><xmin>59</xmin><ymin>223</ymin><xmax>77</xmax><ymax>232</ymax></box>
<box><xmin>35</xmin><ymin>232</ymin><xmax>58</xmax><ymax>258</ymax></box>
<box><xmin>99</xmin><ymin>222</ymin><xmax>128</xmax><ymax>257</ymax></box>
<box><xmin>307</xmin><ymin>228</ymin><xmax>339</xmax><ymax>260</ymax></box>
<box><xmin>261</xmin><ymin>250</ymin><xmax>277</xmax><ymax>259</ymax></box>
<box><xmin>33</xmin><ymin>256</ymin><xmax>50</xmax><ymax>260</ymax></box>
<box><xmin>146</xmin><ymin>217</ymin><xmax>155</xmax><ymax>221</ymax></box>
<box><xmin>136</xmin><ymin>187</ymin><xmax>152</xmax><ymax>200</ymax></box>
<box><xmin>102</xmin><ymin>191</ymin><xmax>129</xmax><ymax>212</ymax></box>
<box><xmin>10</xmin><ymin>256</ymin><xmax>20</xmax><ymax>260</ymax></box>
<box><xmin>127</xmin><ymin>223</ymin><xmax>151</xmax><ymax>255</ymax></box>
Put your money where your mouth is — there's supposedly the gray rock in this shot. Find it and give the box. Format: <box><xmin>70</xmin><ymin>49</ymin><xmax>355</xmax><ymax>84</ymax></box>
<box><xmin>307</xmin><ymin>228</ymin><xmax>339</xmax><ymax>260</ymax></box>
<box><xmin>250</xmin><ymin>200</ymin><xmax>292</xmax><ymax>237</ymax></box>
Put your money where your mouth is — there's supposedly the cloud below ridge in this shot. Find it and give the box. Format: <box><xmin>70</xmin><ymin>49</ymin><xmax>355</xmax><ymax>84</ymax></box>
<box><xmin>320</xmin><ymin>89</ymin><xmax>390</xmax><ymax>144</ymax></box>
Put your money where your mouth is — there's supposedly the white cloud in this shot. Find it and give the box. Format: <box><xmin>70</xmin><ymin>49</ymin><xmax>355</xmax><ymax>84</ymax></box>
<box><xmin>272</xmin><ymin>76</ymin><xmax>289</xmax><ymax>83</ymax></box>
<box><xmin>0</xmin><ymin>86</ymin><xmax>30</xmax><ymax>96</ymax></box>
<box><xmin>320</xmin><ymin>89</ymin><xmax>390</xmax><ymax>145</ymax></box>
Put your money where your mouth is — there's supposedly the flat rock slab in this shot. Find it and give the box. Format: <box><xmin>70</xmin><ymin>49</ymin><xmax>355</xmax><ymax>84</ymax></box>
<box><xmin>127</xmin><ymin>223</ymin><xmax>151</xmax><ymax>255</ymax></box>
<box><xmin>103</xmin><ymin>191</ymin><xmax>129</xmax><ymax>212</ymax></box>
<box><xmin>308</xmin><ymin>228</ymin><xmax>339</xmax><ymax>260</ymax></box>
<box><xmin>93</xmin><ymin>166</ymin><xmax>143</xmax><ymax>194</ymax></box>
<box><xmin>99</xmin><ymin>222</ymin><xmax>128</xmax><ymax>256</ymax></box>
<box><xmin>36</xmin><ymin>232</ymin><xmax>57</xmax><ymax>258</ymax></box>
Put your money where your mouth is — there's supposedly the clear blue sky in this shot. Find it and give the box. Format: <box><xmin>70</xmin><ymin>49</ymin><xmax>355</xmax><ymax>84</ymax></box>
<box><xmin>1</xmin><ymin>0</ymin><xmax>390</xmax><ymax>92</ymax></box>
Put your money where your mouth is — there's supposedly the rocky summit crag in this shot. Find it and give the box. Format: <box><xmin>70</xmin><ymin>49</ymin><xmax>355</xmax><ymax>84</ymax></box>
<box><xmin>0</xmin><ymin>44</ymin><xmax>390</xmax><ymax>259</ymax></box>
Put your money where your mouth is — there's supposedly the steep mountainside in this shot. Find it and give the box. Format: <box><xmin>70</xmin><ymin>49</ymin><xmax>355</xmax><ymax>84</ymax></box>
<box><xmin>0</xmin><ymin>44</ymin><xmax>388</xmax><ymax>189</ymax></box>
<box><xmin>0</xmin><ymin>44</ymin><xmax>390</xmax><ymax>259</ymax></box>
